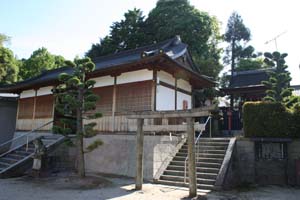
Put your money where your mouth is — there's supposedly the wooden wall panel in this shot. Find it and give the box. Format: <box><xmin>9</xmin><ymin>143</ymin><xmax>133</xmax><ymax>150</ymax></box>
<box><xmin>116</xmin><ymin>81</ymin><xmax>152</xmax><ymax>112</ymax></box>
<box><xmin>18</xmin><ymin>97</ymin><xmax>34</xmax><ymax>119</ymax></box>
<box><xmin>35</xmin><ymin>95</ymin><xmax>54</xmax><ymax>118</ymax></box>
<box><xmin>92</xmin><ymin>86</ymin><xmax>113</xmax><ymax>115</ymax></box>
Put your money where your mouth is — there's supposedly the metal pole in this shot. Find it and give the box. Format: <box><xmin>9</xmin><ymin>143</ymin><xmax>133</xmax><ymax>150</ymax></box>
<box><xmin>209</xmin><ymin>116</ymin><xmax>212</xmax><ymax>138</ymax></box>
<box><xmin>135</xmin><ymin>118</ymin><xmax>144</xmax><ymax>190</ymax></box>
<box><xmin>187</xmin><ymin>117</ymin><xmax>197</xmax><ymax>197</ymax></box>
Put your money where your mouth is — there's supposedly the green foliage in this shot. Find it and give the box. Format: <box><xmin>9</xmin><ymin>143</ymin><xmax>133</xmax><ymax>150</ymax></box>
<box><xmin>52</xmin><ymin>57</ymin><xmax>103</xmax><ymax>177</ymax></box>
<box><xmin>243</xmin><ymin>102</ymin><xmax>300</xmax><ymax>138</ymax></box>
<box><xmin>224</xmin><ymin>12</ymin><xmax>252</xmax><ymax>73</ymax></box>
<box><xmin>0</xmin><ymin>33</ymin><xmax>10</xmax><ymax>47</ymax></box>
<box><xmin>86</xmin><ymin>1</ymin><xmax>223</xmax><ymax>79</ymax></box>
<box><xmin>145</xmin><ymin>0</ymin><xmax>223</xmax><ymax>78</ymax></box>
<box><xmin>85</xmin><ymin>140</ymin><xmax>103</xmax><ymax>153</ymax></box>
<box><xmin>19</xmin><ymin>47</ymin><xmax>65</xmax><ymax>80</ymax></box>
<box><xmin>235</xmin><ymin>58</ymin><xmax>265</xmax><ymax>71</ymax></box>
<box><xmin>0</xmin><ymin>47</ymin><xmax>19</xmax><ymax>84</ymax></box>
<box><xmin>86</xmin><ymin>8</ymin><xmax>147</xmax><ymax>57</ymax></box>
<box><xmin>284</xmin><ymin>95</ymin><xmax>300</xmax><ymax>109</ymax></box>
<box><xmin>53</xmin><ymin>57</ymin><xmax>102</xmax><ymax>167</ymax></box>
<box><xmin>262</xmin><ymin>51</ymin><xmax>292</xmax><ymax>102</ymax></box>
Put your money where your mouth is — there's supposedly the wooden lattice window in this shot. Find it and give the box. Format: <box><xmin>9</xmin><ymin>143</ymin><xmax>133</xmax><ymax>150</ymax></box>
<box><xmin>35</xmin><ymin>95</ymin><xmax>54</xmax><ymax>118</ymax></box>
<box><xmin>116</xmin><ymin>81</ymin><xmax>152</xmax><ymax>112</ymax></box>
<box><xmin>18</xmin><ymin>97</ymin><xmax>34</xmax><ymax>119</ymax></box>
<box><xmin>92</xmin><ymin>86</ymin><xmax>113</xmax><ymax>115</ymax></box>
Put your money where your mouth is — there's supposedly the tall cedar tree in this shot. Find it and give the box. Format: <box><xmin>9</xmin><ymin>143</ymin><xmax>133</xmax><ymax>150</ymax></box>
<box><xmin>53</xmin><ymin>58</ymin><xmax>102</xmax><ymax>177</ymax></box>
<box><xmin>262</xmin><ymin>52</ymin><xmax>293</xmax><ymax>103</ymax></box>
<box><xmin>224</xmin><ymin>12</ymin><xmax>251</xmax><ymax>75</ymax></box>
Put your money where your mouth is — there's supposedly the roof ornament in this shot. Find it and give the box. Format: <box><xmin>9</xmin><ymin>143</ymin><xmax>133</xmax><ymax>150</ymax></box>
<box><xmin>174</xmin><ymin>35</ymin><xmax>181</xmax><ymax>45</ymax></box>
<box><xmin>140</xmin><ymin>50</ymin><xmax>157</xmax><ymax>58</ymax></box>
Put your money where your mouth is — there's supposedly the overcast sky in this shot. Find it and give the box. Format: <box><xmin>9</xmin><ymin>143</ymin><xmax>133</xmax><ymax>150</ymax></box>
<box><xmin>1</xmin><ymin>0</ymin><xmax>299</xmax><ymax>84</ymax></box>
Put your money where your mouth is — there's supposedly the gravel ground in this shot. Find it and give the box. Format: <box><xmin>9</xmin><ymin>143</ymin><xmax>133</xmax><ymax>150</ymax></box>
<box><xmin>1</xmin><ymin>173</ymin><xmax>300</xmax><ymax>200</ymax></box>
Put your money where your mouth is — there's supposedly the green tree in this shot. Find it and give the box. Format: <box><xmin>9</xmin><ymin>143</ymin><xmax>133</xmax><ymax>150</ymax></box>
<box><xmin>53</xmin><ymin>57</ymin><xmax>102</xmax><ymax>177</ymax></box>
<box><xmin>262</xmin><ymin>52</ymin><xmax>293</xmax><ymax>102</ymax></box>
<box><xmin>224</xmin><ymin>12</ymin><xmax>251</xmax><ymax>75</ymax></box>
<box><xmin>0</xmin><ymin>47</ymin><xmax>19</xmax><ymax>84</ymax></box>
<box><xmin>0</xmin><ymin>33</ymin><xmax>10</xmax><ymax>47</ymax></box>
<box><xmin>235</xmin><ymin>58</ymin><xmax>265</xmax><ymax>71</ymax></box>
<box><xmin>86</xmin><ymin>1</ymin><xmax>223</xmax><ymax>79</ymax></box>
<box><xmin>145</xmin><ymin>0</ymin><xmax>222</xmax><ymax>78</ymax></box>
<box><xmin>19</xmin><ymin>47</ymin><xmax>65</xmax><ymax>80</ymax></box>
<box><xmin>86</xmin><ymin>8</ymin><xmax>147</xmax><ymax>58</ymax></box>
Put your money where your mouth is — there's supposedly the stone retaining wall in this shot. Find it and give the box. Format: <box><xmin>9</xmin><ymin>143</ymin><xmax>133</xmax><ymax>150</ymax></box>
<box><xmin>228</xmin><ymin>138</ymin><xmax>300</xmax><ymax>187</ymax></box>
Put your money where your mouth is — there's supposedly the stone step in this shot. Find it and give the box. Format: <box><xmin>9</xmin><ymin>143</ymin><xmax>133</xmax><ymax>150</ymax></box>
<box><xmin>181</xmin><ymin>145</ymin><xmax>228</xmax><ymax>150</ymax></box>
<box><xmin>175</xmin><ymin>151</ymin><xmax>225</xmax><ymax>157</ymax></box>
<box><xmin>5</xmin><ymin>154</ymin><xmax>26</xmax><ymax>160</ymax></box>
<box><xmin>155</xmin><ymin>179</ymin><xmax>213</xmax><ymax>192</ymax></box>
<box><xmin>175</xmin><ymin>153</ymin><xmax>225</xmax><ymax>159</ymax></box>
<box><xmin>14</xmin><ymin>150</ymin><xmax>33</xmax><ymax>156</ymax></box>
<box><xmin>179</xmin><ymin>149</ymin><xmax>226</xmax><ymax>154</ymax></box>
<box><xmin>176</xmin><ymin>149</ymin><xmax>226</xmax><ymax>158</ymax></box>
<box><xmin>171</xmin><ymin>157</ymin><xmax>223</xmax><ymax>164</ymax></box>
<box><xmin>173</xmin><ymin>155</ymin><xmax>224</xmax><ymax>162</ymax></box>
<box><xmin>0</xmin><ymin>157</ymin><xmax>18</xmax><ymax>164</ymax></box>
<box><xmin>195</xmin><ymin>138</ymin><xmax>230</xmax><ymax>142</ymax></box>
<box><xmin>160</xmin><ymin>175</ymin><xmax>215</xmax><ymax>185</ymax></box>
<box><xmin>163</xmin><ymin>170</ymin><xmax>218</xmax><ymax>179</ymax></box>
<box><xmin>167</xmin><ymin>165</ymin><xmax>220</xmax><ymax>174</ymax></box>
<box><xmin>0</xmin><ymin>161</ymin><xmax>10</xmax><ymax>167</ymax></box>
<box><xmin>188</xmin><ymin>141</ymin><xmax>230</xmax><ymax>146</ymax></box>
<box><xmin>19</xmin><ymin>146</ymin><xmax>35</xmax><ymax>151</ymax></box>
<box><xmin>170</xmin><ymin>160</ymin><xmax>222</xmax><ymax>168</ymax></box>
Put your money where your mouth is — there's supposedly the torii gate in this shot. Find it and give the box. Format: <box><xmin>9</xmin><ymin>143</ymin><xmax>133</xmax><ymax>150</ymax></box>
<box><xmin>127</xmin><ymin>106</ymin><xmax>214</xmax><ymax>197</ymax></box>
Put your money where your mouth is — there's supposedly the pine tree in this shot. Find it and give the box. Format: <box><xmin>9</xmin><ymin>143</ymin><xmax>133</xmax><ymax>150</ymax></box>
<box><xmin>262</xmin><ymin>52</ymin><xmax>293</xmax><ymax>103</ymax></box>
<box><xmin>53</xmin><ymin>57</ymin><xmax>102</xmax><ymax>177</ymax></box>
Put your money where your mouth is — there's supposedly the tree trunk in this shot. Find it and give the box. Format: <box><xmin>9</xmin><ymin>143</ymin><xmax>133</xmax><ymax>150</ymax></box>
<box><xmin>77</xmin><ymin>88</ymin><xmax>85</xmax><ymax>178</ymax></box>
<box><xmin>230</xmin><ymin>40</ymin><xmax>235</xmax><ymax>110</ymax></box>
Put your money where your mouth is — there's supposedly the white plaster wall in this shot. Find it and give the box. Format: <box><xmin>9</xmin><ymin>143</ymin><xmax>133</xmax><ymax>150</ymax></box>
<box><xmin>177</xmin><ymin>79</ymin><xmax>192</xmax><ymax>92</ymax></box>
<box><xmin>37</xmin><ymin>86</ymin><xmax>53</xmax><ymax>96</ymax></box>
<box><xmin>177</xmin><ymin>91</ymin><xmax>192</xmax><ymax>110</ymax></box>
<box><xmin>20</xmin><ymin>90</ymin><xmax>35</xmax><ymax>98</ymax></box>
<box><xmin>117</xmin><ymin>69</ymin><xmax>153</xmax><ymax>84</ymax></box>
<box><xmin>156</xmin><ymin>85</ymin><xmax>175</xmax><ymax>111</ymax></box>
<box><xmin>157</xmin><ymin>71</ymin><xmax>175</xmax><ymax>86</ymax></box>
<box><xmin>293</xmin><ymin>89</ymin><xmax>300</xmax><ymax>96</ymax></box>
<box><xmin>92</xmin><ymin>76</ymin><xmax>114</xmax><ymax>88</ymax></box>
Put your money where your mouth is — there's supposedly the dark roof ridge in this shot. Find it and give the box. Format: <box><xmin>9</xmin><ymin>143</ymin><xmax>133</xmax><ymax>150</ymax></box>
<box><xmin>233</xmin><ymin>68</ymin><xmax>273</xmax><ymax>76</ymax></box>
<box><xmin>92</xmin><ymin>36</ymin><xmax>179</xmax><ymax>62</ymax></box>
<box><xmin>0</xmin><ymin>66</ymin><xmax>72</xmax><ymax>88</ymax></box>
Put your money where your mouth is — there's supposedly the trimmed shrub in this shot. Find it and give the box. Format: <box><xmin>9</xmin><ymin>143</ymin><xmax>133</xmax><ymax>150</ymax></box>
<box><xmin>243</xmin><ymin>101</ymin><xmax>299</xmax><ymax>138</ymax></box>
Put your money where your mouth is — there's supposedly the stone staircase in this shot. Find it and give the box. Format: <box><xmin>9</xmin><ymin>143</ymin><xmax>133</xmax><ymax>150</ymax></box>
<box><xmin>0</xmin><ymin>134</ymin><xmax>64</xmax><ymax>178</ymax></box>
<box><xmin>155</xmin><ymin>138</ymin><xmax>230</xmax><ymax>191</ymax></box>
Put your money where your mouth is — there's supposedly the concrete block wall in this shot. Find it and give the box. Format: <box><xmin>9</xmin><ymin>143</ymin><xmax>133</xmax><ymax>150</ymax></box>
<box><xmin>230</xmin><ymin>138</ymin><xmax>300</xmax><ymax>187</ymax></box>
<box><xmin>84</xmin><ymin>134</ymin><xmax>180</xmax><ymax>180</ymax></box>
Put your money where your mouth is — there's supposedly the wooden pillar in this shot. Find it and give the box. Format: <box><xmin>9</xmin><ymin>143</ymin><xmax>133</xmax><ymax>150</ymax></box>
<box><xmin>187</xmin><ymin>117</ymin><xmax>197</xmax><ymax>197</ymax></box>
<box><xmin>135</xmin><ymin>118</ymin><xmax>144</xmax><ymax>190</ymax></box>
<box><xmin>31</xmin><ymin>90</ymin><xmax>38</xmax><ymax>130</ymax></box>
<box><xmin>151</xmin><ymin>69</ymin><xmax>157</xmax><ymax>111</ymax></box>
<box><xmin>175</xmin><ymin>77</ymin><xmax>178</xmax><ymax>110</ymax></box>
<box><xmin>112</xmin><ymin>76</ymin><xmax>117</xmax><ymax>132</ymax></box>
